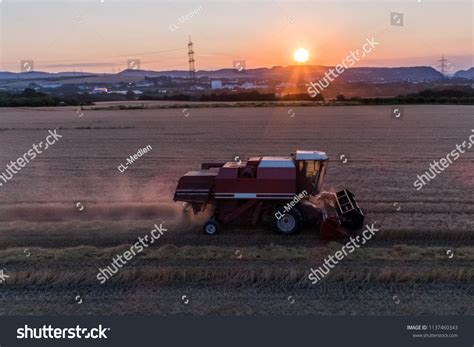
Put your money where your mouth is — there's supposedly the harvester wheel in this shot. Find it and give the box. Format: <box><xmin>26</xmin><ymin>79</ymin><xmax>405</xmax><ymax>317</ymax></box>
<box><xmin>203</xmin><ymin>219</ymin><xmax>219</xmax><ymax>235</ymax></box>
<box><xmin>272</xmin><ymin>208</ymin><xmax>302</xmax><ymax>235</ymax></box>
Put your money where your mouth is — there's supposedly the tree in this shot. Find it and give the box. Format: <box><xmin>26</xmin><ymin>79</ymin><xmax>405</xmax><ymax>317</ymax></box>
<box><xmin>21</xmin><ymin>88</ymin><xmax>41</xmax><ymax>98</ymax></box>
<box><xmin>126</xmin><ymin>90</ymin><xmax>135</xmax><ymax>100</ymax></box>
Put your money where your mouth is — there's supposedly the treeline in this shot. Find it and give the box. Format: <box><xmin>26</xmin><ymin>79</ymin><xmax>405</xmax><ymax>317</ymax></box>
<box><xmin>336</xmin><ymin>88</ymin><xmax>474</xmax><ymax>105</ymax></box>
<box><xmin>0</xmin><ymin>88</ymin><xmax>84</xmax><ymax>107</ymax></box>
<box><xmin>1</xmin><ymin>89</ymin><xmax>325</xmax><ymax>107</ymax></box>
<box><xmin>2</xmin><ymin>87</ymin><xmax>471</xmax><ymax>107</ymax></box>
<box><xmin>139</xmin><ymin>91</ymin><xmax>325</xmax><ymax>102</ymax></box>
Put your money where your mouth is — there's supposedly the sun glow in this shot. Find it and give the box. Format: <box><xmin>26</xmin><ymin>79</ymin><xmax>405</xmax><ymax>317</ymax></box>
<box><xmin>293</xmin><ymin>48</ymin><xmax>310</xmax><ymax>63</ymax></box>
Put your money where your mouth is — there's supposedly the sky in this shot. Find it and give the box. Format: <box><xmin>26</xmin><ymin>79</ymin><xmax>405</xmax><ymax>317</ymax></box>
<box><xmin>0</xmin><ymin>0</ymin><xmax>472</xmax><ymax>73</ymax></box>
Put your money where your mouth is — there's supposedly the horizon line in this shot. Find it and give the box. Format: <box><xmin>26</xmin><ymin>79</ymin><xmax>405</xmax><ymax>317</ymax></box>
<box><xmin>2</xmin><ymin>64</ymin><xmax>471</xmax><ymax>75</ymax></box>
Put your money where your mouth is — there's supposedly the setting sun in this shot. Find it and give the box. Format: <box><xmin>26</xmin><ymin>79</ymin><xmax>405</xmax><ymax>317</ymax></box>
<box><xmin>293</xmin><ymin>48</ymin><xmax>310</xmax><ymax>63</ymax></box>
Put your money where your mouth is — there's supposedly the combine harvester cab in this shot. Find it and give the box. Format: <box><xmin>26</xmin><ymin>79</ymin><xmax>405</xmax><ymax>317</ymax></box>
<box><xmin>174</xmin><ymin>150</ymin><xmax>364</xmax><ymax>240</ymax></box>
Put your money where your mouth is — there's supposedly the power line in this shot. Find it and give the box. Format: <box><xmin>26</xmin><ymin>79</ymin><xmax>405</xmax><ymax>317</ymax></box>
<box><xmin>2</xmin><ymin>47</ymin><xmax>186</xmax><ymax>65</ymax></box>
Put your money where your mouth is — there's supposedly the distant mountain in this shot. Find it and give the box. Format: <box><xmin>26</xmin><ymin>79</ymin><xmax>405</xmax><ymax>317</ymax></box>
<box><xmin>336</xmin><ymin>66</ymin><xmax>444</xmax><ymax>82</ymax></box>
<box><xmin>0</xmin><ymin>65</ymin><xmax>460</xmax><ymax>83</ymax></box>
<box><xmin>0</xmin><ymin>71</ymin><xmax>95</xmax><ymax>80</ymax></box>
<box><xmin>454</xmin><ymin>67</ymin><xmax>474</xmax><ymax>79</ymax></box>
<box><xmin>117</xmin><ymin>66</ymin><xmax>445</xmax><ymax>82</ymax></box>
<box><xmin>117</xmin><ymin>68</ymin><xmax>182</xmax><ymax>78</ymax></box>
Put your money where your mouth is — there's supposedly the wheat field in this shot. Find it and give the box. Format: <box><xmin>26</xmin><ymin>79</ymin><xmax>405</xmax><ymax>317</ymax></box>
<box><xmin>0</xmin><ymin>105</ymin><xmax>472</xmax><ymax>315</ymax></box>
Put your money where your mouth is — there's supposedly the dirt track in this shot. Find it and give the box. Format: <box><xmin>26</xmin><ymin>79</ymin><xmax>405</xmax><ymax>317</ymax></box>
<box><xmin>0</xmin><ymin>105</ymin><xmax>472</xmax><ymax>315</ymax></box>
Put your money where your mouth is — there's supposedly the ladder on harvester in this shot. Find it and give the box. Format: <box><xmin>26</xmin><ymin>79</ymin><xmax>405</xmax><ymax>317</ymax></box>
<box><xmin>335</xmin><ymin>189</ymin><xmax>365</xmax><ymax>231</ymax></box>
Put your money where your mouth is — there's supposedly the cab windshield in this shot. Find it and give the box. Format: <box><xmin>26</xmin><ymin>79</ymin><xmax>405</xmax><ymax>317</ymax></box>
<box><xmin>302</xmin><ymin>160</ymin><xmax>327</xmax><ymax>192</ymax></box>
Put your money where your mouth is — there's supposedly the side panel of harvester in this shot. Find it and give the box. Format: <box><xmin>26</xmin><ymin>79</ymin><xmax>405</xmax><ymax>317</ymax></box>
<box><xmin>174</xmin><ymin>170</ymin><xmax>217</xmax><ymax>212</ymax></box>
<box><xmin>214</xmin><ymin>159</ymin><xmax>296</xmax><ymax>199</ymax></box>
<box><xmin>212</xmin><ymin>158</ymin><xmax>298</xmax><ymax>225</ymax></box>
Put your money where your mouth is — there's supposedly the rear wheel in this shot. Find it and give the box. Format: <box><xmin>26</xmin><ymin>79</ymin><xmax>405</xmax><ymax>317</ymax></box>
<box><xmin>272</xmin><ymin>208</ymin><xmax>302</xmax><ymax>235</ymax></box>
<box><xmin>203</xmin><ymin>219</ymin><xmax>219</xmax><ymax>235</ymax></box>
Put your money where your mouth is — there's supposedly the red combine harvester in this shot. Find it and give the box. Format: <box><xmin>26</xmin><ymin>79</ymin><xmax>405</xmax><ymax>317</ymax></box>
<box><xmin>174</xmin><ymin>150</ymin><xmax>364</xmax><ymax>240</ymax></box>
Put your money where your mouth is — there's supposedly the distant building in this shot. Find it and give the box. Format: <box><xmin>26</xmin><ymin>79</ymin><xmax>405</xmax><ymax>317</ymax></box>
<box><xmin>92</xmin><ymin>87</ymin><xmax>108</xmax><ymax>94</ymax></box>
<box><xmin>240</xmin><ymin>81</ymin><xmax>256</xmax><ymax>89</ymax></box>
<box><xmin>109</xmin><ymin>90</ymin><xmax>143</xmax><ymax>95</ymax></box>
<box><xmin>38</xmin><ymin>83</ymin><xmax>62</xmax><ymax>89</ymax></box>
<box><xmin>211</xmin><ymin>80</ymin><xmax>223</xmax><ymax>89</ymax></box>
<box><xmin>136</xmin><ymin>81</ymin><xmax>154</xmax><ymax>88</ymax></box>
<box><xmin>276</xmin><ymin>82</ymin><xmax>296</xmax><ymax>88</ymax></box>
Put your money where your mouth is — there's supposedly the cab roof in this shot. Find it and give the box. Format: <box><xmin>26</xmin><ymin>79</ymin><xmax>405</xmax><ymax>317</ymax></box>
<box><xmin>259</xmin><ymin>157</ymin><xmax>295</xmax><ymax>168</ymax></box>
<box><xmin>295</xmin><ymin>150</ymin><xmax>328</xmax><ymax>161</ymax></box>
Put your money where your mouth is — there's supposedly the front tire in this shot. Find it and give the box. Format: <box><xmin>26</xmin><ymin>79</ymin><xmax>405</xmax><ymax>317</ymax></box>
<box><xmin>272</xmin><ymin>208</ymin><xmax>302</xmax><ymax>235</ymax></box>
<box><xmin>203</xmin><ymin>219</ymin><xmax>219</xmax><ymax>235</ymax></box>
